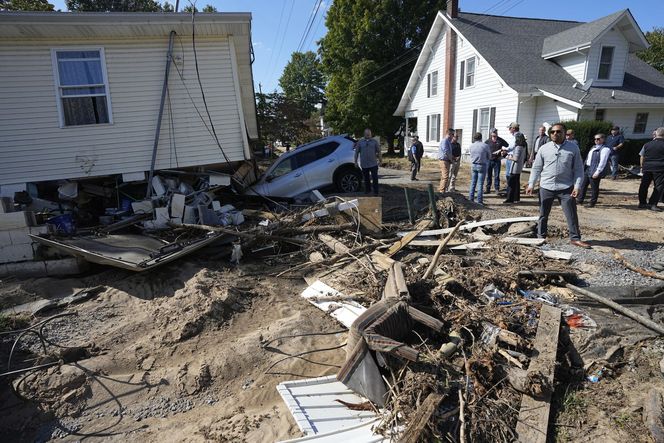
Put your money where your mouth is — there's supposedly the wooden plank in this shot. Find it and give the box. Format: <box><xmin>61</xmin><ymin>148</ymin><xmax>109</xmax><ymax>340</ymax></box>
<box><xmin>516</xmin><ymin>304</ymin><xmax>561</xmax><ymax>443</ymax></box>
<box><xmin>386</xmin><ymin>219</ymin><xmax>430</xmax><ymax>257</ymax></box>
<box><xmin>409</xmin><ymin>237</ymin><xmax>545</xmax><ymax>247</ymax></box>
<box><xmin>355</xmin><ymin>197</ymin><xmax>383</xmax><ymax>233</ymax></box>
<box><xmin>319</xmin><ymin>233</ymin><xmax>350</xmax><ymax>254</ymax></box>
<box><xmin>399</xmin><ymin>216</ymin><xmax>539</xmax><ymax>238</ymax></box>
<box><xmin>541</xmin><ymin>250</ymin><xmax>572</xmax><ymax>261</ymax></box>
<box><xmin>399</xmin><ymin>392</ymin><xmax>444</xmax><ymax>443</ymax></box>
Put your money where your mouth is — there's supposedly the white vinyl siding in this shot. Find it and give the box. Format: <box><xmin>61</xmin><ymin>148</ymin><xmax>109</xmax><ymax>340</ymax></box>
<box><xmin>407</xmin><ymin>31</ymin><xmax>447</xmax><ymax>153</ymax></box>
<box><xmin>532</xmin><ymin>96</ymin><xmax>578</xmax><ymax>131</ymax></box>
<box><xmin>579</xmin><ymin>107</ymin><xmax>664</xmax><ymax>138</ymax></box>
<box><xmin>0</xmin><ymin>36</ymin><xmax>248</xmax><ymax>185</ymax></box>
<box><xmin>586</xmin><ymin>29</ymin><xmax>629</xmax><ymax>87</ymax></box>
<box><xmin>555</xmin><ymin>51</ymin><xmax>587</xmax><ymax>83</ymax></box>
<box><xmin>453</xmin><ymin>37</ymin><xmax>519</xmax><ymax>151</ymax></box>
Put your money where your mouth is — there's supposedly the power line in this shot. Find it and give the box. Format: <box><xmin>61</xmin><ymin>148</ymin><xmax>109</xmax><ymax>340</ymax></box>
<box><xmin>304</xmin><ymin>2</ymin><xmax>327</xmax><ymax>51</ymax></box>
<box><xmin>296</xmin><ymin>0</ymin><xmax>324</xmax><ymax>53</ymax></box>
<box><xmin>268</xmin><ymin>0</ymin><xmax>296</xmax><ymax>85</ymax></box>
<box><xmin>262</xmin><ymin>0</ymin><xmax>288</xmax><ymax>80</ymax></box>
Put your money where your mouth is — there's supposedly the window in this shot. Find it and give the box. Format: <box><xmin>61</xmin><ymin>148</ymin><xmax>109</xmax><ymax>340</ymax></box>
<box><xmin>294</xmin><ymin>149</ymin><xmax>319</xmax><ymax>168</ymax></box>
<box><xmin>478</xmin><ymin>108</ymin><xmax>490</xmax><ymax>140</ymax></box>
<box><xmin>428</xmin><ymin>71</ymin><xmax>438</xmax><ymax>96</ymax></box>
<box><xmin>427</xmin><ymin>114</ymin><xmax>440</xmax><ymax>142</ymax></box>
<box><xmin>598</xmin><ymin>46</ymin><xmax>614</xmax><ymax>80</ymax></box>
<box><xmin>634</xmin><ymin>112</ymin><xmax>649</xmax><ymax>134</ymax></box>
<box><xmin>595</xmin><ymin>109</ymin><xmax>606</xmax><ymax>121</ymax></box>
<box><xmin>271</xmin><ymin>157</ymin><xmax>296</xmax><ymax>178</ymax></box>
<box><xmin>465</xmin><ymin>57</ymin><xmax>476</xmax><ymax>88</ymax></box>
<box><xmin>52</xmin><ymin>49</ymin><xmax>111</xmax><ymax>127</ymax></box>
<box><xmin>312</xmin><ymin>142</ymin><xmax>339</xmax><ymax>159</ymax></box>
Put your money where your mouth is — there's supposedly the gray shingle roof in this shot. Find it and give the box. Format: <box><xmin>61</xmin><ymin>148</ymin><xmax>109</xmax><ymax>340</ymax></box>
<box><xmin>541</xmin><ymin>10</ymin><xmax>626</xmax><ymax>57</ymax></box>
<box><xmin>449</xmin><ymin>11</ymin><xmax>664</xmax><ymax>105</ymax></box>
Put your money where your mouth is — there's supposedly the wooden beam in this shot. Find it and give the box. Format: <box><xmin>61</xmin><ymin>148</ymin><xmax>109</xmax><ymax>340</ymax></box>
<box><xmin>408</xmin><ymin>237</ymin><xmax>545</xmax><ymax>247</ymax></box>
<box><xmin>399</xmin><ymin>216</ymin><xmax>539</xmax><ymax>238</ymax></box>
<box><xmin>399</xmin><ymin>392</ymin><xmax>444</xmax><ymax>443</ymax></box>
<box><xmin>386</xmin><ymin>219</ymin><xmax>430</xmax><ymax>257</ymax></box>
<box><xmin>516</xmin><ymin>304</ymin><xmax>561</xmax><ymax>443</ymax></box>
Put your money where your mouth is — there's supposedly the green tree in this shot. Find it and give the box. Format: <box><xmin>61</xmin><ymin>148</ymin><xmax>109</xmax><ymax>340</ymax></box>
<box><xmin>0</xmin><ymin>0</ymin><xmax>54</xmax><ymax>11</ymax></box>
<box><xmin>279</xmin><ymin>51</ymin><xmax>325</xmax><ymax>115</ymax></box>
<box><xmin>257</xmin><ymin>92</ymin><xmax>320</xmax><ymax>145</ymax></box>
<box><xmin>182</xmin><ymin>4</ymin><xmax>215</xmax><ymax>13</ymax></box>
<box><xmin>66</xmin><ymin>0</ymin><xmax>162</xmax><ymax>11</ymax></box>
<box><xmin>637</xmin><ymin>27</ymin><xmax>664</xmax><ymax>74</ymax></box>
<box><xmin>162</xmin><ymin>1</ymin><xmax>174</xmax><ymax>11</ymax></box>
<box><xmin>320</xmin><ymin>0</ymin><xmax>446</xmax><ymax>153</ymax></box>
<box><xmin>201</xmin><ymin>4</ymin><xmax>216</xmax><ymax>12</ymax></box>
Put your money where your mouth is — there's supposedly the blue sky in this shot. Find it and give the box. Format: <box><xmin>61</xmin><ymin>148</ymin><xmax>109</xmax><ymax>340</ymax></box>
<box><xmin>49</xmin><ymin>0</ymin><xmax>661</xmax><ymax>92</ymax></box>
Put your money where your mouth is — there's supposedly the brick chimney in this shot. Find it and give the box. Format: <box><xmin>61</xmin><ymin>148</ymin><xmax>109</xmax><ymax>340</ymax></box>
<box><xmin>447</xmin><ymin>0</ymin><xmax>459</xmax><ymax>18</ymax></box>
<box><xmin>443</xmin><ymin>0</ymin><xmax>459</xmax><ymax>133</ymax></box>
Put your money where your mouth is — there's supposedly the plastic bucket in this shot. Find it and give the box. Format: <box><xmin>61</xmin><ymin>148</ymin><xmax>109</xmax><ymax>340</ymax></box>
<box><xmin>47</xmin><ymin>214</ymin><xmax>76</xmax><ymax>235</ymax></box>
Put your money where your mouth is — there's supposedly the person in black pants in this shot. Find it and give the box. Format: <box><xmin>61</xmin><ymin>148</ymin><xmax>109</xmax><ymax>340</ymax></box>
<box><xmin>504</xmin><ymin>133</ymin><xmax>526</xmax><ymax>203</ymax></box>
<box><xmin>577</xmin><ymin>134</ymin><xmax>611</xmax><ymax>207</ymax></box>
<box><xmin>410</xmin><ymin>136</ymin><xmax>423</xmax><ymax>180</ymax></box>
<box><xmin>641</xmin><ymin>127</ymin><xmax>664</xmax><ymax>211</ymax></box>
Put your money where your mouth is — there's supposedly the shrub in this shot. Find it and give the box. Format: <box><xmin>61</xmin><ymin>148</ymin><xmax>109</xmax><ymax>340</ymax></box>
<box><xmin>560</xmin><ymin>120</ymin><xmax>614</xmax><ymax>157</ymax></box>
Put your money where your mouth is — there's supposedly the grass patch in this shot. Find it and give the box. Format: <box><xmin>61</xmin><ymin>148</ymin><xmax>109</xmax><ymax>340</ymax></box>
<box><xmin>555</xmin><ymin>388</ymin><xmax>588</xmax><ymax>442</ymax></box>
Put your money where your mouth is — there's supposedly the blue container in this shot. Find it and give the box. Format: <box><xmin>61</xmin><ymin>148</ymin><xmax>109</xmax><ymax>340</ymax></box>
<box><xmin>47</xmin><ymin>214</ymin><xmax>76</xmax><ymax>235</ymax></box>
<box><xmin>121</xmin><ymin>198</ymin><xmax>132</xmax><ymax>213</ymax></box>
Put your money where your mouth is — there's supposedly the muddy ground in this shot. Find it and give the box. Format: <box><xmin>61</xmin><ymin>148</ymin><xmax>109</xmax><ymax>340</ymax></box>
<box><xmin>1</xmin><ymin>159</ymin><xmax>663</xmax><ymax>442</ymax></box>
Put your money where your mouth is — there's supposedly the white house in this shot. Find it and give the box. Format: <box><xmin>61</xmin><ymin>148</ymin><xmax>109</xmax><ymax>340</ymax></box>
<box><xmin>394</xmin><ymin>1</ymin><xmax>664</xmax><ymax>155</ymax></box>
<box><xmin>0</xmin><ymin>12</ymin><xmax>258</xmax><ymax>193</ymax></box>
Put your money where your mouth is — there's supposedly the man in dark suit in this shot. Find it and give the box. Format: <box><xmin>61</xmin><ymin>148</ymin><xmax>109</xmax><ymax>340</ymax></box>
<box><xmin>529</xmin><ymin>125</ymin><xmax>549</xmax><ymax>166</ymax></box>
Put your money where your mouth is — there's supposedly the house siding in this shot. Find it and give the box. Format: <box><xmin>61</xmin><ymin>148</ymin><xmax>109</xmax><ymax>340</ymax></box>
<box><xmin>586</xmin><ymin>28</ymin><xmax>629</xmax><ymax>87</ymax></box>
<box><xmin>0</xmin><ymin>36</ymin><xmax>247</xmax><ymax>185</ymax></box>
<box><xmin>579</xmin><ymin>108</ymin><xmax>664</xmax><ymax>138</ymax></box>
<box><xmin>407</xmin><ymin>31</ymin><xmax>447</xmax><ymax>153</ymax></box>
<box><xmin>555</xmin><ymin>52</ymin><xmax>587</xmax><ymax>83</ymax></box>
<box><xmin>453</xmin><ymin>35</ymin><xmax>519</xmax><ymax>154</ymax></box>
<box><xmin>533</xmin><ymin>96</ymin><xmax>578</xmax><ymax>130</ymax></box>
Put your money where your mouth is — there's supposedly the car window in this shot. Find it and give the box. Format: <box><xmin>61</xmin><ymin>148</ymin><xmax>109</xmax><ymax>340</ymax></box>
<box><xmin>312</xmin><ymin>142</ymin><xmax>340</xmax><ymax>159</ymax></box>
<box><xmin>294</xmin><ymin>148</ymin><xmax>319</xmax><ymax>169</ymax></box>
<box><xmin>271</xmin><ymin>157</ymin><xmax>296</xmax><ymax>178</ymax></box>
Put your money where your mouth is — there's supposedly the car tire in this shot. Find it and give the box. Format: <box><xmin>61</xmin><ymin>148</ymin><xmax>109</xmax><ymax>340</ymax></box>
<box><xmin>334</xmin><ymin>167</ymin><xmax>361</xmax><ymax>193</ymax></box>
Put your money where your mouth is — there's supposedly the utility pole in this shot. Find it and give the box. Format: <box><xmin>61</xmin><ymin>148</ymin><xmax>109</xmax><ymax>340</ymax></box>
<box><xmin>258</xmin><ymin>82</ymin><xmax>263</xmax><ymax>95</ymax></box>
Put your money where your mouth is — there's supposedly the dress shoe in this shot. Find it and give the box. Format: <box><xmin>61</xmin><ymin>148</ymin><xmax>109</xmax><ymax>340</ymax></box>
<box><xmin>570</xmin><ymin>240</ymin><xmax>592</xmax><ymax>249</ymax></box>
<box><xmin>584</xmin><ymin>203</ymin><xmax>595</xmax><ymax>208</ymax></box>
<box><xmin>502</xmin><ymin>200</ymin><xmax>513</xmax><ymax>204</ymax></box>
<box><xmin>651</xmin><ymin>206</ymin><xmax>663</xmax><ymax>212</ymax></box>
<box><xmin>638</xmin><ymin>204</ymin><xmax>649</xmax><ymax>209</ymax></box>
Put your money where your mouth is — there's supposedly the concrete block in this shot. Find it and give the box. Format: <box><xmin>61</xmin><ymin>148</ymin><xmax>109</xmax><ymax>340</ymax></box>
<box><xmin>154</xmin><ymin>207</ymin><xmax>170</xmax><ymax>228</ymax></box>
<box><xmin>212</xmin><ymin>200</ymin><xmax>222</xmax><ymax>211</ymax></box>
<box><xmin>0</xmin><ymin>211</ymin><xmax>36</xmax><ymax>230</ymax></box>
<box><xmin>183</xmin><ymin>206</ymin><xmax>197</xmax><ymax>224</ymax></box>
<box><xmin>131</xmin><ymin>200</ymin><xmax>153</xmax><ymax>215</ymax></box>
<box><xmin>219</xmin><ymin>204</ymin><xmax>235</xmax><ymax>213</ymax></box>
<box><xmin>0</xmin><ymin>244</ymin><xmax>35</xmax><ymax>264</ymax></box>
<box><xmin>170</xmin><ymin>217</ymin><xmax>182</xmax><ymax>225</ymax></box>
<box><xmin>230</xmin><ymin>211</ymin><xmax>245</xmax><ymax>226</ymax></box>
<box><xmin>122</xmin><ymin>171</ymin><xmax>146</xmax><ymax>182</ymax></box>
<box><xmin>0</xmin><ymin>197</ymin><xmax>12</xmax><ymax>214</ymax></box>
<box><xmin>209</xmin><ymin>173</ymin><xmax>231</xmax><ymax>187</ymax></box>
<box><xmin>0</xmin><ymin>258</ymin><xmax>87</xmax><ymax>278</ymax></box>
<box><xmin>170</xmin><ymin>193</ymin><xmax>186</xmax><ymax>220</ymax></box>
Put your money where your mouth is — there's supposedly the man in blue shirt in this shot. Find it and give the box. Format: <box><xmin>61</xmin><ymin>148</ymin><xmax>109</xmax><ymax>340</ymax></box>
<box><xmin>606</xmin><ymin>126</ymin><xmax>625</xmax><ymax>179</ymax></box>
<box><xmin>438</xmin><ymin>128</ymin><xmax>455</xmax><ymax>192</ymax></box>
<box><xmin>527</xmin><ymin>123</ymin><xmax>590</xmax><ymax>249</ymax></box>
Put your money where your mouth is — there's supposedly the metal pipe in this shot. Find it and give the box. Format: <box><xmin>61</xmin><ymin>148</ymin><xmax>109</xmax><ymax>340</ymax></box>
<box><xmin>146</xmin><ymin>30</ymin><xmax>177</xmax><ymax>199</ymax></box>
<box><xmin>427</xmin><ymin>183</ymin><xmax>439</xmax><ymax>228</ymax></box>
<box><xmin>404</xmin><ymin>188</ymin><xmax>414</xmax><ymax>224</ymax></box>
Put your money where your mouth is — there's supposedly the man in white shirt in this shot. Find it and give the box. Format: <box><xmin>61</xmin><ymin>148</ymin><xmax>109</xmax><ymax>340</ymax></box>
<box><xmin>577</xmin><ymin>133</ymin><xmax>611</xmax><ymax>207</ymax></box>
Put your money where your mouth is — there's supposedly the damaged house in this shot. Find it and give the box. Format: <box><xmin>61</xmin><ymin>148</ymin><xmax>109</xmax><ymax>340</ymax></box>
<box><xmin>0</xmin><ymin>12</ymin><xmax>258</xmax><ymax>273</ymax></box>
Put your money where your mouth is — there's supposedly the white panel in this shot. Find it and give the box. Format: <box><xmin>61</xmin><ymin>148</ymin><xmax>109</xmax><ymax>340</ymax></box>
<box><xmin>0</xmin><ymin>36</ymin><xmax>247</xmax><ymax>185</ymax></box>
<box><xmin>586</xmin><ymin>28</ymin><xmax>629</xmax><ymax>87</ymax></box>
<box><xmin>555</xmin><ymin>52</ymin><xmax>587</xmax><ymax>83</ymax></box>
<box><xmin>533</xmin><ymin>96</ymin><xmax>579</xmax><ymax>130</ymax></box>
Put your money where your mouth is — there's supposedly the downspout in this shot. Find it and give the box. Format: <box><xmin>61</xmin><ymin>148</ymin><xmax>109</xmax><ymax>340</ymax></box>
<box><xmin>146</xmin><ymin>30</ymin><xmax>176</xmax><ymax>199</ymax></box>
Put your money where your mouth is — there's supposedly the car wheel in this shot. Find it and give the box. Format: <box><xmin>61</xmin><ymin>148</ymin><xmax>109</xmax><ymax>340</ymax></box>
<box><xmin>335</xmin><ymin>167</ymin><xmax>361</xmax><ymax>193</ymax></box>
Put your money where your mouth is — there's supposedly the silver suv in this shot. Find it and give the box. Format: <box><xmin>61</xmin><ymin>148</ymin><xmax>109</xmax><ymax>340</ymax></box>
<box><xmin>246</xmin><ymin>135</ymin><xmax>361</xmax><ymax>198</ymax></box>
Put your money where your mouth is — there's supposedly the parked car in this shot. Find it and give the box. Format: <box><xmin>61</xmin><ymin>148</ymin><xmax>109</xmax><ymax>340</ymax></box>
<box><xmin>245</xmin><ymin>135</ymin><xmax>362</xmax><ymax>198</ymax></box>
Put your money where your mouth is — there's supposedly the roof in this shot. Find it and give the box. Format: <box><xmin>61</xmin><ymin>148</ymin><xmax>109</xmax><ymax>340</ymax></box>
<box><xmin>0</xmin><ymin>11</ymin><xmax>258</xmax><ymax>139</ymax></box>
<box><xmin>0</xmin><ymin>11</ymin><xmax>251</xmax><ymax>39</ymax></box>
<box><xmin>395</xmin><ymin>9</ymin><xmax>664</xmax><ymax>115</ymax></box>
<box><xmin>541</xmin><ymin>10</ymin><xmax>626</xmax><ymax>58</ymax></box>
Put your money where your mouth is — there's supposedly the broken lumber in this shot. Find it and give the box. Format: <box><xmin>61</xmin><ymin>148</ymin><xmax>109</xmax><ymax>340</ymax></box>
<box><xmin>643</xmin><ymin>389</ymin><xmax>664</xmax><ymax>443</ymax></box>
<box><xmin>516</xmin><ymin>304</ymin><xmax>561</xmax><ymax>443</ymax></box>
<box><xmin>386</xmin><ymin>219</ymin><xmax>430</xmax><ymax>257</ymax></box>
<box><xmin>408</xmin><ymin>237</ymin><xmax>544</xmax><ymax>247</ymax></box>
<box><xmin>319</xmin><ymin>233</ymin><xmax>350</xmax><ymax>254</ymax></box>
<box><xmin>614</xmin><ymin>251</ymin><xmax>664</xmax><ymax>281</ymax></box>
<box><xmin>399</xmin><ymin>216</ymin><xmax>539</xmax><ymax>238</ymax></box>
<box><xmin>423</xmin><ymin>220</ymin><xmax>464</xmax><ymax>279</ymax></box>
<box><xmin>398</xmin><ymin>392</ymin><xmax>444</xmax><ymax>443</ymax></box>
<box><xmin>567</xmin><ymin>283</ymin><xmax>664</xmax><ymax>335</ymax></box>
<box><xmin>541</xmin><ymin>250</ymin><xmax>572</xmax><ymax>261</ymax></box>
<box><xmin>178</xmin><ymin>223</ymin><xmax>306</xmax><ymax>246</ymax></box>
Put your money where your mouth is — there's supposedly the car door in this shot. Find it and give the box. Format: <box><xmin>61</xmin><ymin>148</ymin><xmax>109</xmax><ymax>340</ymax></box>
<box><xmin>262</xmin><ymin>155</ymin><xmax>309</xmax><ymax>198</ymax></box>
<box><xmin>301</xmin><ymin>142</ymin><xmax>340</xmax><ymax>190</ymax></box>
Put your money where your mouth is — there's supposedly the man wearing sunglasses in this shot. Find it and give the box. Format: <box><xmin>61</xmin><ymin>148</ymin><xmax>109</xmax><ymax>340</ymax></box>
<box><xmin>527</xmin><ymin>123</ymin><xmax>590</xmax><ymax>248</ymax></box>
<box><xmin>577</xmin><ymin>134</ymin><xmax>611</xmax><ymax>207</ymax></box>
